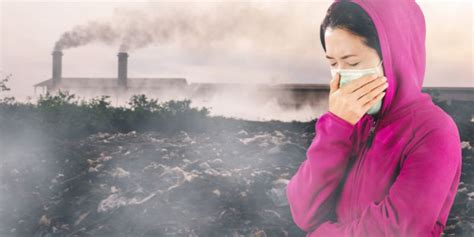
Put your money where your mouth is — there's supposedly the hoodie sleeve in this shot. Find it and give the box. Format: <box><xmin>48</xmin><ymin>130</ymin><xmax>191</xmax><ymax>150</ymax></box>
<box><xmin>286</xmin><ymin>111</ymin><xmax>356</xmax><ymax>232</ymax></box>
<box><xmin>307</xmin><ymin>127</ymin><xmax>462</xmax><ymax>237</ymax></box>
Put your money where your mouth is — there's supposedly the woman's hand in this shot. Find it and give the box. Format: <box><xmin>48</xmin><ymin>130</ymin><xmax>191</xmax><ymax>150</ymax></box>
<box><xmin>328</xmin><ymin>73</ymin><xmax>388</xmax><ymax>125</ymax></box>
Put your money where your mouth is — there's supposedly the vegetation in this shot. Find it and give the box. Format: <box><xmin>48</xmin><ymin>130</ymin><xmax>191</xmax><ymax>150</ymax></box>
<box><xmin>0</xmin><ymin>75</ymin><xmax>472</xmax><ymax>143</ymax></box>
<box><xmin>0</xmin><ymin>75</ymin><xmax>212</xmax><ymax>139</ymax></box>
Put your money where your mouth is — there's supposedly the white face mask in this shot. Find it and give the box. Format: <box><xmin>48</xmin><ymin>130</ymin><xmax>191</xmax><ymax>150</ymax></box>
<box><xmin>330</xmin><ymin>60</ymin><xmax>384</xmax><ymax>115</ymax></box>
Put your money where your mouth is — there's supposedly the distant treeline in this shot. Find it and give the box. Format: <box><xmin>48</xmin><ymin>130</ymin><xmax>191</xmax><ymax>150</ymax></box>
<box><xmin>0</xmin><ymin>75</ymin><xmax>312</xmax><ymax>142</ymax></box>
<box><xmin>0</xmin><ymin>74</ymin><xmax>472</xmax><ymax>143</ymax></box>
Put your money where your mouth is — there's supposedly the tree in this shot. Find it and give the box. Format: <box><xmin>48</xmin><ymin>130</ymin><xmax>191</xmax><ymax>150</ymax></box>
<box><xmin>0</xmin><ymin>74</ymin><xmax>15</xmax><ymax>104</ymax></box>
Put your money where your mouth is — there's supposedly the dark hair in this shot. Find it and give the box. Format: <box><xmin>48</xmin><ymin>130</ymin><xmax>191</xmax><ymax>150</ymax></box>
<box><xmin>320</xmin><ymin>0</ymin><xmax>382</xmax><ymax>60</ymax></box>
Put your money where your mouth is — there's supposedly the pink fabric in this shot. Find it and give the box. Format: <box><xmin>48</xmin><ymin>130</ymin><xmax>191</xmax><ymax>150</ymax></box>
<box><xmin>286</xmin><ymin>0</ymin><xmax>462</xmax><ymax>236</ymax></box>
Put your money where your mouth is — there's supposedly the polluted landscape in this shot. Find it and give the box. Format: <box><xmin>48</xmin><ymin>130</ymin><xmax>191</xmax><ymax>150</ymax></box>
<box><xmin>2</xmin><ymin>2</ymin><xmax>474</xmax><ymax>237</ymax></box>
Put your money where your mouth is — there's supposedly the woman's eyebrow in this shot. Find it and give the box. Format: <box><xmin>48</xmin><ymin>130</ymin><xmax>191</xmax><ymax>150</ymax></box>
<box><xmin>325</xmin><ymin>54</ymin><xmax>357</xmax><ymax>60</ymax></box>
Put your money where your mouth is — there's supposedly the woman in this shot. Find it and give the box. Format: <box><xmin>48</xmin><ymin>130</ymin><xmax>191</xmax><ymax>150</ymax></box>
<box><xmin>286</xmin><ymin>0</ymin><xmax>462</xmax><ymax>236</ymax></box>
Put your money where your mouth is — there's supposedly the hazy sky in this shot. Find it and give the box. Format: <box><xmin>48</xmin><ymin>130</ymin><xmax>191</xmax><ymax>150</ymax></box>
<box><xmin>1</xmin><ymin>0</ymin><xmax>473</xmax><ymax>101</ymax></box>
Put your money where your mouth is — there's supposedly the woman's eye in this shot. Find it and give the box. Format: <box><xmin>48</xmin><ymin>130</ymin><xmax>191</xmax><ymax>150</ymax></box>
<box><xmin>331</xmin><ymin>63</ymin><xmax>337</xmax><ymax>67</ymax></box>
<box><xmin>349</xmin><ymin>62</ymin><xmax>360</xmax><ymax>67</ymax></box>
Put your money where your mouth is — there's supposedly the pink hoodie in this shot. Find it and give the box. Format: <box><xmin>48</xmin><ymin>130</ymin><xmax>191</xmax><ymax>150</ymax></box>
<box><xmin>286</xmin><ymin>0</ymin><xmax>462</xmax><ymax>236</ymax></box>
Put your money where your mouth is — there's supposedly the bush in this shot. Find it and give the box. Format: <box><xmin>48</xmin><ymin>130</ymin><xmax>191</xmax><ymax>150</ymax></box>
<box><xmin>0</xmin><ymin>85</ymin><xmax>211</xmax><ymax>139</ymax></box>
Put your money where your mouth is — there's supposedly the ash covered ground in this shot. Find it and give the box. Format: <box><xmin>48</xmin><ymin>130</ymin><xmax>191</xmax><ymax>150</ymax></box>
<box><xmin>1</xmin><ymin>121</ymin><xmax>311</xmax><ymax>237</ymax></box>
<box><xmin>1</xmin><ymin>120</ymin><xmax>473</xmax><ymax>237</ymax></box>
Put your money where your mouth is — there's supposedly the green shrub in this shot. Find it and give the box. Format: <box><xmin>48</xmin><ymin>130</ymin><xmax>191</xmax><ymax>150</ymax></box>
<box><xmin>0</xmin><ymin>81</ymin><xmax>211</xmax><ymax>139</ymax></box>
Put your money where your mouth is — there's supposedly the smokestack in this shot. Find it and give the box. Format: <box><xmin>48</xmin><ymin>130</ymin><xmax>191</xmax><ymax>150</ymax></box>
<box><xmin>52</xmin><ymin>51</ymin><xmax>63</xmax><ymax>88</ymax></box>
<box><xmin>118</xmin><ymin>52</ymin><xmax>128</xmax><ymax>88</ymax></box>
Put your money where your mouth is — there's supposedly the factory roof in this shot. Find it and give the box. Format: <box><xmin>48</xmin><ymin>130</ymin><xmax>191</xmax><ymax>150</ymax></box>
<box><xmin>34</xmin><ymin>78</ymin><xmax>188</xmax><ymax>89</ymax></box>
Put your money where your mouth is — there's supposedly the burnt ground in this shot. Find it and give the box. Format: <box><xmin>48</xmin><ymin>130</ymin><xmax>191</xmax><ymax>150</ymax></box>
<box><xmin>0</xmin><ymin>122</ymin><xmax>473</xmax><ymax>237</ymax></box>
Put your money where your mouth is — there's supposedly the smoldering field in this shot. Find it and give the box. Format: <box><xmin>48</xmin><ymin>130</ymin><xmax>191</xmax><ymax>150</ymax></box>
<box><xmin>1</xmin><ymin>78</ymin><xmax>474</xmax><ymax>237</ymax></box>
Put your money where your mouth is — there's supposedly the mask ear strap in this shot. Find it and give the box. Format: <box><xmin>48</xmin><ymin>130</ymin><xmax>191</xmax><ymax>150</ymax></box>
<box><xmin>377</xmin><ymin>60</ymin><xmax>384</xmax><ymax>74</ymax></box>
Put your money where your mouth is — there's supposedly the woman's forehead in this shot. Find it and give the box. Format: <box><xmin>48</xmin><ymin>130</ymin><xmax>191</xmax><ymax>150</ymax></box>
<box><xmin>324</xmin><ymin>28</ymin><xmax>368</xmax><ymax>58</ymax></box>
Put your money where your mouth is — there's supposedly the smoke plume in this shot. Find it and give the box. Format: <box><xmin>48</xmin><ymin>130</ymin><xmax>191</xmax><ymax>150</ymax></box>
<box><xmin>53</xmin><ymin>2</ymin><xmax>316</xmax><ymax>54</ymax></box>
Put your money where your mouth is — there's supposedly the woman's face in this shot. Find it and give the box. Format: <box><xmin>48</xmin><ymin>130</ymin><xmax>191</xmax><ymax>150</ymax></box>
<box><xmin>324</xmin><ymin>27</ymin><xmax>383</xmax><ymax>76</ymax></box>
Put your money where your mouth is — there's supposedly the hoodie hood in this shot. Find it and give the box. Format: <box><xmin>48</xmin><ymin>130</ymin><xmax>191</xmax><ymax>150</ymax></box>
<box><xmin>333</xmin><ymin>0</ymin><xmax>431</xmax><ymax>123</ymax></box>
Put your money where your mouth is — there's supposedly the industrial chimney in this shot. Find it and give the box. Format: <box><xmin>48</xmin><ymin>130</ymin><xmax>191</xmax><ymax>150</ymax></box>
<box><xmin>117</xmin><ymin>52</ymin><xmax>128</xmax><ymax>88</ymax></box>
<box><xmin>52</xmin><ymin>50</ymin><xmax>63</xmax><ymax>88</ymax></box>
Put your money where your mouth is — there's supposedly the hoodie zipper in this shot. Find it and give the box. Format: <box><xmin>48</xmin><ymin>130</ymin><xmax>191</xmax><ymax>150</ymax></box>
<box><xmin>366</xmin><ymin>118</ymin><xmax>378</xmax><ymax>149</ymax></box>
<box><xmin>350</xmin><ymin>116</ymin><xmax>379</xmax><ymax>220</ymax></box>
